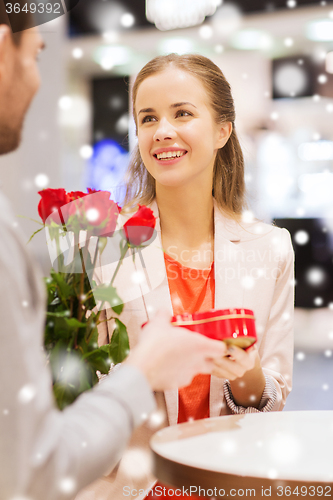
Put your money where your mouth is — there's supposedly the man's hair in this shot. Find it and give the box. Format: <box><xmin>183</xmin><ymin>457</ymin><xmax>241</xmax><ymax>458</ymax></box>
<box><xmin>0</xmin><ymin>0</ymin><xmax>34</xmax><ymax>44</ymax></box>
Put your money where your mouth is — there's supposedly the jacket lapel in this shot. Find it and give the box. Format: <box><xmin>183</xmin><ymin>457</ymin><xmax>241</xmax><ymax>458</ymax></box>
<box><xmin>110</xmin><ymin>200</ymin><xmax>244</xmax><ymax>423</ymax></box>
<box><xmin>135</xmin><ymin>201</ymin><xmax>179</xmax><ymax>425</ymax></box>
<box><xmin>210</xmin><ymin>201</ymin><xmax>243</xmax><ymax>416</ymax></box>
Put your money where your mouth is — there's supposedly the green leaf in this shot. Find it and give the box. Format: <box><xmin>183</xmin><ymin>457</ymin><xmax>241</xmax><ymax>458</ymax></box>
<box><xmin>50</xmin><ymin>271</ymin><xmax>73</xmax><ymax>300</ymax></box>
<box><xmin>87</xmin><ymin>326</ymin><xmax>98</xmax><ymax>348</ymax></box>
<box><xmin>109</xmin><ymin>319</ymin><xmax>130</xmax><ymax>364</ymax></box>
<box><xmin>78</xmin><ymin>369</ymin><xmax>93</xmax><ymax>393</ymax></box>
<box><xmin>65</xmin><ymin>318</ymin><xmax>87</xmax><ymax>329</ymax></box>
<box><xmin>53</xmin><ymin>382</ymin><xmax>78</xmax><ymax>411</ymax></box>
<box><xmin>50</xmin><ymin>297</ymin><xmax>61</xmax><ymax>306</ymax></box>
<box><xmin>47</xmin><ymin>311</ymin><xmax>71</xmax><ymax>318</ymax></box>
<box><xmin>27</xmin><ymin>226</ymin><xmax>44</xmax><ymax>244</ymax></box>
<box><xmin>17</xmin><ymin>214</ymin><xmax>44</xmax><ymax>226</ymax></box>
<box><xmin>83</xmin><ymin>349</ymin><xmax>111</xmax><ymax>374</ymax></box>
<box><xmin>93</xmin><ymin>284</ymin><xmax>123</xmax><ymax>314</ymax></box>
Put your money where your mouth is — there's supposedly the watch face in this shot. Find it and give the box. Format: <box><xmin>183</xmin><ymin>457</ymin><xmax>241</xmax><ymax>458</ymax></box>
<box><xmin>2</xmin><ymin>0</ymin><xmax>82</xmax><ymax>32</ymax></box>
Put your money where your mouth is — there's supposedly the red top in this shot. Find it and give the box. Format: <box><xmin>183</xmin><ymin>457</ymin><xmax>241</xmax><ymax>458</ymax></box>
<box><xmin>148</xmin><ymin>253</ymin><xmax>215</xmax><ymax>499</ymax></box>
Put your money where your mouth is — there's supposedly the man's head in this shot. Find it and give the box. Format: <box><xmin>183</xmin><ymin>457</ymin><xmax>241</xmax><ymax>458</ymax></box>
<box><xmin>0</xmin><ymin>1</ymin><xmax>44</xmax><ymax>154</ymax></box>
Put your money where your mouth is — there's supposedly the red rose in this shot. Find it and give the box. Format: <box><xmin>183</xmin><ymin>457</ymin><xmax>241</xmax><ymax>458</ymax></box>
<box><xmin>38</xmin><ymin>188</ymin><xmax>69</xmax><ymax>224</ymax></box>
<box><xmin>67</xmin><ymin>190</ymin><xmax>120</xmax><ymax>237</ymax></box>
<box><xmin>123</xmin><ymin>205</ymin><xmax>156</xmax><ymax>246</ymax></box>
<box><xmin>67</xmin><ymin>191</ymin><xmax>88</xmax><ymax>201</ymax></box>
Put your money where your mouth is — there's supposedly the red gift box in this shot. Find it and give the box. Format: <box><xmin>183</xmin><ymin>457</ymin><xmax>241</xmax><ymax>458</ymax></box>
<box><xmin>171</xmin><ymin>308</ymin><xmax>257</xmax><ymax>349</ymax></box>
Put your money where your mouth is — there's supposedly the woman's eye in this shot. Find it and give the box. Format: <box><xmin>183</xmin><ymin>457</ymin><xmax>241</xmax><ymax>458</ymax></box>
<box><xmin>177</xmin><ymin>110</ymin><xmax>192</xmax><ymax>118</ymax></box>
<box><xmin>142</xmin><ymin>116</ymin><xmax>155</xmax><ymax>124</ymax></box>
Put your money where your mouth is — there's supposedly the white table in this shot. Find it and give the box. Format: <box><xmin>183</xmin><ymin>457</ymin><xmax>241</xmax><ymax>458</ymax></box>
<box><xmin>150</xmin><ymin>411</ymin><xmax>333</xmax><ymax>499</ymax></box>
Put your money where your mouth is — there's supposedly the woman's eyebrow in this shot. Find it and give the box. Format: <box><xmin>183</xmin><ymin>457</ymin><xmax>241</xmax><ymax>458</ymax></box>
<box><xmin>138</xmin><ymin>102</ymin><xmax>197</xmax><ymax>115</ymax></box>
<box><xmin>171</xmin><ymin>102</ymin><xmax>197</xmax><ymax>109</ymax></box>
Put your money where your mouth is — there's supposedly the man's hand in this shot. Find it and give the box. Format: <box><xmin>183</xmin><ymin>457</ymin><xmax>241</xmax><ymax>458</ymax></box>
<box><xmin>125</xmin><ymin>309</ymin><xmax>227</xmax><ymax>391</ymax></box>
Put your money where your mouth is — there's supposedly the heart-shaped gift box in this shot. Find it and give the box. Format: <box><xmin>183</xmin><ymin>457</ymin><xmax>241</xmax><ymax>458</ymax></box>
<box><xmin>170</xmin><ymin>308</ymin><xmax>257</xmax><ymax>349</ymax></box>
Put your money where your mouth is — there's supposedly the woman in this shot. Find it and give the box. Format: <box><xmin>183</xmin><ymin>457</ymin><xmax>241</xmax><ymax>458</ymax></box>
<box><xmin>76</xmin><ymin>54</ymin><xmax>294</xmax><ymax>500</ymax></box>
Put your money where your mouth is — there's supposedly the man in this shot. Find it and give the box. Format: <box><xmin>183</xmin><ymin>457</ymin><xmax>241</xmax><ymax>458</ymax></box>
<box><xmin>0</xmin><ymin>5</ymin><xmax>226</xmax><ymax>499</ymax></box>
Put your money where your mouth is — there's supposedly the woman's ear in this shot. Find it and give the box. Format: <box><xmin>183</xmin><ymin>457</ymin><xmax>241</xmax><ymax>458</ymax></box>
<box><xmin>0</xmin><ymin>25</ymin><xmax>11</xmax><ymax>79</ymax></box>
<box><xmin>216</xmin><ymin>121</ymin><xmax>233</xmax><ymax>149</ymax></box>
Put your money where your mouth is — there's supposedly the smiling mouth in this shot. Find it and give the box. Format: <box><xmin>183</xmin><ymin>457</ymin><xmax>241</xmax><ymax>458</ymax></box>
<box><xmin>154</xmin><ymin>151</ymin><xmax>188</xmax><ymax>160</ymax></box>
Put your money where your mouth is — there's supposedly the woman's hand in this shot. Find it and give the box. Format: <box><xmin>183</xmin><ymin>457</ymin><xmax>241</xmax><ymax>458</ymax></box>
<box><xmin>212</xmin><ymin>344</ymin><xmax>266</xmax><ymax>409</ymax></box>
<box><xmin>212</xmin><ymin>344</ymin><xmax>257</xmax><ymax>381</ymax></box>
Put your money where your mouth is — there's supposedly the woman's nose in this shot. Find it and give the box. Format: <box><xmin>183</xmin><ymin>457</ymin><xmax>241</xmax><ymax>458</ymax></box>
<box><xmin>153</xmin><ymin>118</ymin><xmax>176</xmax><ymax>142</ymax></box>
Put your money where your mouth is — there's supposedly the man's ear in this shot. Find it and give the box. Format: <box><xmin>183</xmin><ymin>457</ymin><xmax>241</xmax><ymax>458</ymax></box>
<box><xmin>0</xmin><ymin>24</ymin><xmax>11</xmax><ymax>62</ymax></box>
<box><xmin>0</xmin><ymin>25</ymin><xmax>12</xmax><ymax>82</ymax></box>
<box><xmin>216</xmin><ymin>122</ymin><xmax>233</xmax><ymax>149</ymax></box>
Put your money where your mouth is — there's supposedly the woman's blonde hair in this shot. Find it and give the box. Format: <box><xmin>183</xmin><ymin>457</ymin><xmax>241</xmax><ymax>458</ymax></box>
<box><xmin>122</xmin><ymin>53</ymin><xmax>246</xmax><ymax>218</ymax></box>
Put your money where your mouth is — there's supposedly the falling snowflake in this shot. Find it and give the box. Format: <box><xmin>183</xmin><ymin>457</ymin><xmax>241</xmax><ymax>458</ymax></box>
<box><xmin>72</xmin><ymin>47</ymin><xmax>83</xmax><ymax>59</ymax></box>
<box><xmin>318</xmin><ymin>74</ymin><xmax>328</xmax><ymax>84</ymax></box>
<box><xmin>220</xmin><ymin>438</ymin><xmax>237</xmax><ymax>455</ymax></box>
<box><xmin>267</xmin><ymin>469</ymin><xmax>278</xmax><ymax>479</ymax></box>
<box><xmin>131</xmin><ymin>270</ymin><xmax>145</xmax><ymax>284</ymax></box>
<box><xmin>241</xmin><ymin>276</ymin><xmax>255</xmax><ymax>290</ymax></box>
<box><xmin>305</xmin><ymin>267</ymin><xmax>326</xmax><ymax>286</ymax></box>
<box><xmin>314</xmin><ymin>297</ymin><xmax>324</xmax><ymax>306</ymax></box>
<box><xmin>18</xmin><ymin>384</ymin><xmax>37</xmax><ymax>404</ymax></box>
<box><xmin>148</xmin><ymin>410</ymin><xmax>166</xmax><ymax>428</ymax></box>
<box><xmin>268</xmin><ymin>433</ymin><xmax>301</xmax><ymax>465</ymax></box>
<box><xmin>59</xmin><ymin>477</ymin><xmax>77</xmax><ymax>494</ymax></box>
<box><xmin>294</xmin><ymin>230</ymin><xmax>309</xmax><ymax>245</ymax></box>
<box><xmin>121</xmin><ymin>448</ymin><xmax>152</xmax><ymax>479</ymax></box>
<box><xmin>34</xmin><ymin>173</ymin><xmax>49</xmax><ymax>189</ymax></box>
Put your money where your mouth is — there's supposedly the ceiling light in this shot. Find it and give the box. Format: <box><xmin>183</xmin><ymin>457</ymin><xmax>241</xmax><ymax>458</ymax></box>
<box><xmin>214</xmin><ymin>44</ymin><xmax>224</xmax><ymax>53</ymax></box>
<box><xmin>146</xmin><ymin>0</ymin><xmax>221</xmax><ymax>31</ymax></box>
<box><xmin>306</xmin><ymin>19</ymin><xmax>333</xmax><ymax>41</ymax></box>
<box><xmin>199</xmin><ymin>25</ymin><xmax>213</xmax><ymax>39</ymax></box>
<box><xmin>58</xmin><ymin>96</ymin><xmax>90</xmax><ymax>128</ymax></box>
<box><xmin>211</xmin><ymin>4</ymin><xmax>242</xmax><ymax>39</ymax></box>
<box><xmin>298</xmin><ymin>141</ymin><xmax>333</xmax><ymax>161</ymax></box>
<box><xmin>284</xmin><ymin>37</ymin><xmax>294</xmax><ymax>47</ymax></box>
<box><xmin>94</xmin><ymin>46</ymin><xmax>131</xmax><ymax>70</ymax></box>
<box><xmin>159</xmin><ymin>38</ymin><xmax>194</xmax><ymax>55</ymax></box>
<box><xmin>274</xmin><ymin>63</ymin><xmax>308</xmax><ymax>96</ymax></box>
<box><xmin>102</xmin><ymin>31</ymin><xmax>118</xmax><ymax>43</ymax></box>
<box><xmin>231</xmin><ymin>29</ymin><xmax>273</xmax><ymax>51</ymax></box>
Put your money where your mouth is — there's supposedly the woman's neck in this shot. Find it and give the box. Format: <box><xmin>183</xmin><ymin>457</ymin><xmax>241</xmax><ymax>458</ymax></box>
<box><xmin>156</xmin><ymin>184</ymin><xmax>214</xmax><ymax>248</ymax></box>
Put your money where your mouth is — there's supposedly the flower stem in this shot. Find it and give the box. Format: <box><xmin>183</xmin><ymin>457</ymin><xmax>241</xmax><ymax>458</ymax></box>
<box><xmin>110</xmin><ymin>242</ymin><xmax>129</xmax><ymax>286</ymax></box>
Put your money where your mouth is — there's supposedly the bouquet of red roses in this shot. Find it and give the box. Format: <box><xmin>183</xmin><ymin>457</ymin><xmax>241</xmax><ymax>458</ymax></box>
<box><xmin>33</xmin><ymin>187</ymin><xmax>156</xmax><ymax>410</ymax></box>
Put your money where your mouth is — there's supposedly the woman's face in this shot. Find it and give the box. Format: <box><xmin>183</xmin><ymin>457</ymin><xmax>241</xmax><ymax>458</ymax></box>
<box><xmin>135</xmin><ymin>66</ymin><xmax>232</xmax><ymax>191</ymax></box>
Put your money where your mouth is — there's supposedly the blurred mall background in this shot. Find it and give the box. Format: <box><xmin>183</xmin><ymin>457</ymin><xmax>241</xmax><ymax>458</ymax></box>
<box><xmin>1</xmin><ymin>0</ymin><xmax>333</xmax><ymax>409</ymax></box>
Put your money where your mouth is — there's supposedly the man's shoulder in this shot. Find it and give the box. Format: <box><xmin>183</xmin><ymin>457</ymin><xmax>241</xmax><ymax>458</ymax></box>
<box><xmin>0</xmin><ymin>190</ymin><xmax>17</xmax><ymax>226</ymax></box>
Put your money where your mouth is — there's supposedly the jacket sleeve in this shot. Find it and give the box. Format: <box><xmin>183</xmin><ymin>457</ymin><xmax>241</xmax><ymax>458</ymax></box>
<box><xmin>223</xmin><ymin>227</ymin><xmax>294</xmax><ymax>413</ymax></box>
<box><xmin>0</xmin><ymin>198</ymin><xmax>155</xmax><ymax>500</ymax></box>
<box><xmin>259</xmin><ymin>228</ymin><xmax>294</xmax><ymax>410</ymax></box>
